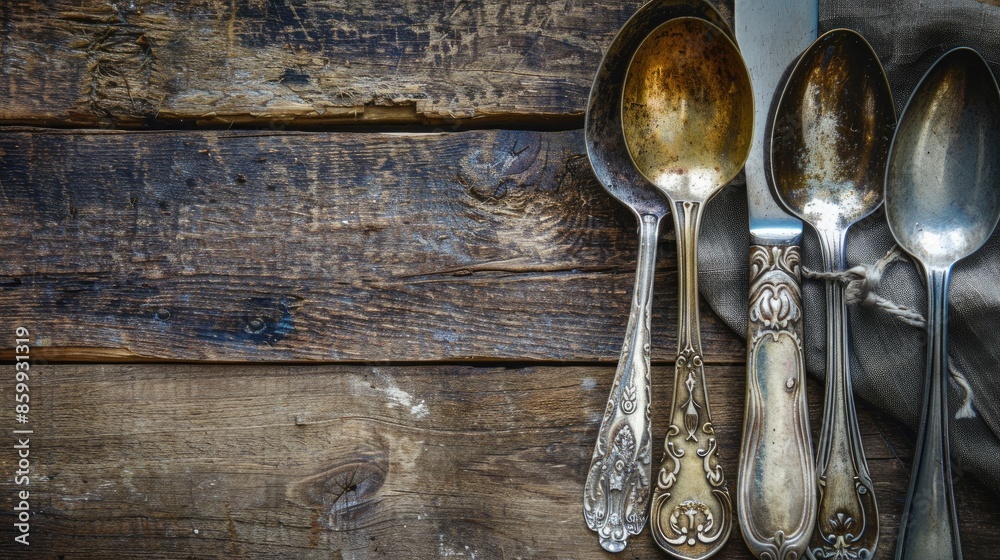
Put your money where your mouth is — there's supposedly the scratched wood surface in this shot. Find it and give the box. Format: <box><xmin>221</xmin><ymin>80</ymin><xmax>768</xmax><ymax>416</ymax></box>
<box><xmin>0</xmin><ymin>128</ymin><xmax>744</xmax><ymax>363</ymax></box>
<box><xmin>1</xmin><ymin>363</ymin><xmax>998</xmax><ymax>560</ymax></box>
<box><xmin>0</xmin><ymin>0</ymin><xmax>731</xmax><ymax>128</ymax></box>
<box><xmin>6</xmin><ymin>0</ymin><xmax>1000</xmax><ymax>130</ymax></box>
<box><xmin>1</xmin><ymin>0</ymin><xmax>999</xmax><ymax>558</ymax></box>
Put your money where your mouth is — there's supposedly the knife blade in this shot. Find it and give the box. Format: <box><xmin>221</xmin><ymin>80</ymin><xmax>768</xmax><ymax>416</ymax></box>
<box><xmin>734</xmin><ymin>2</ymin><xmax>818</xmax><ymax>559</ymax></box>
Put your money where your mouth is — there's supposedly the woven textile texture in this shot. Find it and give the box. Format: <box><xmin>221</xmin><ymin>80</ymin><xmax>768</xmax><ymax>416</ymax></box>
<box><xmin>699</xmin><ymin>0</ymin><xmax>1000</xmax><ymax>493</ymax></box>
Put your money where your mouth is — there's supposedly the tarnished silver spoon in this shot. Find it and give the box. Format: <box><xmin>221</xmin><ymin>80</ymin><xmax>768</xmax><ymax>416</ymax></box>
<box><xmin>623</xmin><ymin>16</ymin><xmax>753</xmax><ymax>559</ymax></box>
<box><xmin>886</xmin><ymin>47</ymin><xmax>1000</xmax><ymax>560</ymax></box>
<box><xmin>770</xmin><ymin>29</ymin><xmax>896</xmax><ymax>560</ymax></box>
<box><xmin>582</xmin><ymin>0</ymin><xmax>733</xmax><ymax>553</ymax></box>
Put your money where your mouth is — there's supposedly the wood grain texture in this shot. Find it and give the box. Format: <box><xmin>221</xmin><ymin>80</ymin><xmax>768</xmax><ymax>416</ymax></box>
<box><xmin>0</xmin><ymin>0</ymin><xmax>731</xmax><ymax>128</ymax></box>
<box><xmin>0</xmin><ymin>128</ymin><xmax>744</xmax><ymax>362</ymax></box>
<box><xmin>0</xmin><ymin>363</ymin><xmax>996</xmax><ymax>559</ymax></box>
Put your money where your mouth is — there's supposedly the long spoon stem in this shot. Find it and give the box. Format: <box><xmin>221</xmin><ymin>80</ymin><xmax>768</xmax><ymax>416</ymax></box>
<box><xmin>583</xmin><ymin>213</ymin><xmax>660</xmax><ymax>553</ymax></box>
<box><xmin>650</xmin><ymin>200</ymin><xmax>732</xmax><ymax>559</ymax></box>
<box><xmin>809</xmin><ymin>229</ymin><xmax>878</xmax><ymax>560</ymax></box>
<box><xmin>896</xmin><ymin>267</ymin><xmax>962</xmax><ymax>560</ymax></box>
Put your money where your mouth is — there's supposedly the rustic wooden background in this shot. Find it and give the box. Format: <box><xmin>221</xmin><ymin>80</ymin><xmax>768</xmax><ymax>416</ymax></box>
<box><xmin>1</xmin><ymin>1</ymin><xmax>998</xmax><ymax>558</ymax></box>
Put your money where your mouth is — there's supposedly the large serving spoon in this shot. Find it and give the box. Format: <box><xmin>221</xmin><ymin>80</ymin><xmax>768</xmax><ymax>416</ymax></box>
<box><xmin>582</xmin><ymin>0</ymin><xmax>733</xmax><ymax>553</ymax></box>
<box><xmin>770</xmin><ymin>29</ymin><xmax>895</xmax><ymax>560</ymax></box>
<box><xmin>622</xmin><ymin>17</ymin><xmax>752</xmax><ymax>559</ymax></box>
<box><xmin>885</xmin><ymin>47</ymin><xmax>1000</xmax><ymax>560</ymax></box>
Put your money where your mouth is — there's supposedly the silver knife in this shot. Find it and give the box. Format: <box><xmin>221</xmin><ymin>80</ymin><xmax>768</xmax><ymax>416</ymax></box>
<box><xmin>735</xmin><ymin>2</ymin><xmax>818</xmax><ymax>559</ymax></box>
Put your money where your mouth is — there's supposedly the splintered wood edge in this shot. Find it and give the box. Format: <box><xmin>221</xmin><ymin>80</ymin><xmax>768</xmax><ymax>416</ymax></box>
<box><xmin>0</xmin><ymin>346</ymin><xmax>749</xmax><ymax>365</ymax></box>
<box><xmin>0</xmin><ymin>346</ymin><xmax>148</xmax><ymax>362</ymax></box>
<box><xmin>0</xmin><ymin>109</ymin><xmax>585</xmax><ymax>131</ymax></box>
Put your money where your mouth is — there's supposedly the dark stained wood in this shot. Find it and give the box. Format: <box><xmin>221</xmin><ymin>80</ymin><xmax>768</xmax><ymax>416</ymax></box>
<box><xmin>7</xmin><ymin>3</ymin><xmax>998</xmax><ymax>558</ymax></box>
<box><xmin>0</xmin><ymin>363</ymin><xmax>996</xmax><ymax>559</ymax></box>
<box><xmin>0</xmin><ymin>0</ymin><xmax>733</xmax><ymax>128</ymax></box>
<box><xmin>0</xmin><ymin>128</ymin><xmax>744</xmax><ymax>362</ymax></box>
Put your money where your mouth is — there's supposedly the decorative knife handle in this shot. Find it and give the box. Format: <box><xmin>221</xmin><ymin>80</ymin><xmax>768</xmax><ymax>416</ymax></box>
<box><xmin>583</xmin><ymin>214</ymin><xmax>660</xmax><ymax>553</ymax></box>
<box><xmin>738</xmin><ymin>244</ymin><xmax>817</xmax><ymax>560</ymax></box>
<box><xmin>650</xmin><ymin>201</ymin><xmax>732</xmax><ymax>559</ymax></box>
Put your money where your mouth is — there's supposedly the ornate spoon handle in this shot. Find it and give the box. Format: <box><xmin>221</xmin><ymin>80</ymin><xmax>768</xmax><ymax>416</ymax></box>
<box><xmin>583</xmin><ymin>214</ymin><xmax>661</xmax><ymax>553</ymax></box>
<box><xmin>738</xmin><ymin>243</ymin><xmax>817</xmax><ymax>559</ymax></box>
<box><xmin>808</xmin><ymin>230</ymin><xmax>878</xmax><ymax>560</ymax></box>
<box><xmin>651</xmin><ymin>201</ymin><xmax>732</xmax><ymax>559</ymax></box>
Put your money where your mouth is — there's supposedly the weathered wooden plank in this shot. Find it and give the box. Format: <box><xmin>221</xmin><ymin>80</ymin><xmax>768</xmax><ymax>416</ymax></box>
<box><xmin>0</xmin><ymin>0</ymin><xmax>731</xmax><ymax>128</ymax></box>
<box><xmin>0</xmin><ymin>363</ymin><xmax>996</xmax><ymax>558</ymax></box>
<box><xmin>0</xmin><ymin>128</ymin><xmax>744</xmax><ymax>362</ymax></box>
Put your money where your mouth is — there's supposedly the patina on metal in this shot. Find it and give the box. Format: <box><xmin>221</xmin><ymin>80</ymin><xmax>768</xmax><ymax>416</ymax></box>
<box><xmin>622</xmin><ymin>16</ymin><xmax>753</xmax><ymax>560</ymax></box>
<box><xmin>735</xmin><ymin>0</ymin><xmax>819</xmax><ymax>558</ymax></box>
<box><xmin>581</xmin><ymin>0</ymin><xmax>733</xmax><ymax>553</ymax></box>
<box><xmin>771</xmin><ymin>29</ymin><xmax>895</xmax><ymax>560</ymax></box>
<box><xmin>885</xmin><ymin>47</ymin><xmax>1000</xmax><ymax>560</ymax></box>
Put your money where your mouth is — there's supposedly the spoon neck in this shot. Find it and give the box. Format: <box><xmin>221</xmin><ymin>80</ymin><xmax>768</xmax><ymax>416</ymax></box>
<box><xmin>814</xmin><ymin>228</ymin><xmax>851</xmax><ymax>395</ymax></box>
<box><xmin>671</xmin><ymin>200</ymin><xmax>704</xmax><ymax>355</ymax></box>
<box><xmin>895</xmin><ymin>266</ymin><xmax>961</xmax><ymax>559</ymax></box>
<box><xmin>634</xmin><ymin>214</ymin><xmax>662</xmax><ymax>315</ymax></box>
<box><xmin>814</xmin><ymin>225</ymin><xmax>871</xmax><ymax>478</ymax></box>
<box><xmin>925</xmin><ymin>268</ymin><xmax>952</xmax><ymax>380</ymax></box>
<box><xmin>815</xmin><ymin>228</ymin><xmax>849</xmax><ymax>273</ymax></box>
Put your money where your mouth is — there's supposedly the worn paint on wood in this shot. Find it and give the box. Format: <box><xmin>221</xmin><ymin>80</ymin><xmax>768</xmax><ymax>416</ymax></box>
<box><xmin>0</xmin><ymin>363</ymin><xmax>996</xmax><ymax>559</ymax></box>
<box><xmin>0</xmin><ymin>128</ymin><xmax>743</xmax><ymax>362</ymax></box>
<box><xmin>0</xmin><ymin>0</ymin><xmax>723</xmax><ymax>128</ymax></box>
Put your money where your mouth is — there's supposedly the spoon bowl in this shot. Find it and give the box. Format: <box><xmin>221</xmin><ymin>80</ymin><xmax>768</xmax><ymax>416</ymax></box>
<box><xmin>586</xmin><ymin>0</ymin><xmax>732</xmax><ymax>216</ymax></box>
<box><xmin>772</xmin><ymin>30</ymin><xmax>894</xmax><ymax>231</ymax></box>
<box><xmin>885</xmin><ymin>46</ymin><xmax>1000</xmax><ymax>560</ymax></box>
<box><xmin>623</xmin><ymin>16</ymin><xmax>753</xmax><ymax>559</ymax></box>
<box><xmin>886</xmin><ymin>48</ymin><xmax>1000</xmax><ymax>268</ymax></box>
<box><xmin>623</xmin><ymin>17</ymin><xmax>753</xmax><ymax>202</ymax></box>
<box><xmin>582</xmin><ymin>0</ymin><xmax>733</xmax><ymax>553</ymax></box>
<box><xmin>771</xmin><ymin>29</ymin><xmax>896</xmax><ymax>560</ymax></box>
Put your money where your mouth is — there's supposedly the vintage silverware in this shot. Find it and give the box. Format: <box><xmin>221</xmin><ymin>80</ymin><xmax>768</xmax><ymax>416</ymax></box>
<box><xmin>885</xmin><ymin>47</ymin><xmax>1000</xmax><ymax>560</ymax></box>
<box><xmin>622</xmin><ymin>17</ymin><xmax>753</xmax><ymax>558</ymax></box>
<box><xmin>734</xmin><ymin>0</ymin><xmax>818</xmax><ymax>557</ymax></box>
<box><xmin>582</xmin><ymin>0</ymin><xmax>733</xmax><ymax>552</ymax></box>
<box><xmin>771</xmin><ymin>29</ymin><xmax>895</xmax><ymax>560</ymax></box>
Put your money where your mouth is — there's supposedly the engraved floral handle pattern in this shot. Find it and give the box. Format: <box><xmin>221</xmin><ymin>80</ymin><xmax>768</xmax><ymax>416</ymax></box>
<box><xmin>584</xmin><ymin>214</ymin><xmax>661</xmax><ymax>553</ymax></box>
<box><xmin>807</xmin><ymin>229</ymin><xmax>878</xmax><ymax>560</ymax></box>
<box><xmin>650</xmin><ymin>201</ymin><xmax>732</xmax><ymax>559</ymax></box>
<box><xmin>739</xmin><ymin>244</ymin><xmax>817</xmax><ymax>560</ymax></box>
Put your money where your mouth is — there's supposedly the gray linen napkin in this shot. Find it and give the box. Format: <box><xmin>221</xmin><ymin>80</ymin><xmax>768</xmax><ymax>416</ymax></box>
<box><xmin>700</xmin><ymin>0</ymin><xmax>1000</xmax><ymax>494</ymax></box>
